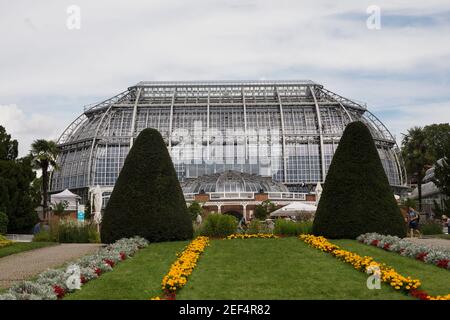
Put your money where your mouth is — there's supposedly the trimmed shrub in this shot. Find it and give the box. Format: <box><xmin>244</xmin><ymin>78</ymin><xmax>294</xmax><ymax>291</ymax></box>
<box><xmin>313</xmin><ymin>121</ymin><xmax>406</xmax><ymax>239</ymax></box>
<box><xmin>273</xmin><ymin>220</ymin><xmax>312</xmax><ymax>236</ymax></box>
<box><xmin>199</xmin><ymin>214</ymin><xmax>237</xmax><ymax>238</ymax></box>
<box><xmin>0</xmin><ymin>211</ymin><xmax>8</xmax><ymax>234</ymax></box>
<box><xmin>101</xmin><ymin>128</ymin><xmax>193</xmax><ymax>243</ymax></box>
<box><xmin>420</xmin><ymin>221</ymin><xmax>443</xmax><ymax>235</ymax></box>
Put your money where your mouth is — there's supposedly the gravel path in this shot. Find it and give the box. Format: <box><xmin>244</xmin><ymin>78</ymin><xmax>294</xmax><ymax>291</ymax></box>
<box><xmin>0</xmin><ymin>244</ymin><xmax>102</xmax><ymax>289</ymax></box>
<box><xmin>404</xmin><ymin>238</ymin><xmax>450</xmax><ymax>251</ymax></box>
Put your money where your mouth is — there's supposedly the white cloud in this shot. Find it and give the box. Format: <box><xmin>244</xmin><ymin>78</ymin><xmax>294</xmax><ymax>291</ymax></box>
<box><xmin>0</xmin><ymin>104</ymin><xmax>66</xmax><ymax>156</ymax></box>
<box><xmin>0</xmin><ymin>0</ymin><xmax>449</xmax><ymax>154</ymax></box>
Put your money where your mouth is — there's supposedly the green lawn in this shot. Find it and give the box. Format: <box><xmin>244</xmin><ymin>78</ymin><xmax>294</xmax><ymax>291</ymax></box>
<box><xmin>65</xmin><ymin>241</ymin><xmax>188</xmax><ymax>300</ymax></box>
<box><xmin>332</xmin><ymin>239</ymin><xmax>450</xmax><ymax>297</ymax></box>
<box><xmin>0</xmin><ymin>242</ymin><xmax>57</xmax><ymax>258</ymax></box>
<box><xmin>176</xmin><ymin>238</ymin><xmax>411</xmax><ymax>300</ymax></box>
<box><xmin>63</xmin><ymin>237</ymin><xmax>450</xmax><ymax>300</ymax></box>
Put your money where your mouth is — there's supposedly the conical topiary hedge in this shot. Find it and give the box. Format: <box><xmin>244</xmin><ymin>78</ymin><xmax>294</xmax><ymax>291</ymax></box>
<box><xmin>312</xmin><ymin>121</ymin><xmax>406</xmax><ymax>239</ymax></box>
<box><xmin>100</xmin><ymin>128</ymin><xmax>193</xmax><ymax>243</ymax></box>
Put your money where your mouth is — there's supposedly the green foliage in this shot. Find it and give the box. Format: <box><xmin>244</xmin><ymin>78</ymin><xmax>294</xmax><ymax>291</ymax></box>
<box><xmin>0</xmin><ymin>211</ymin><xmax>8</xmax><ymax>234</ymax></box>
<box><xmin>52</xmin><ymin>200</ymin><xmax>69</xmax><ymax>217</ymax></box>
<box><xmin>432</xmin><ymin>158</ymin><xmax>450</xmax><ymax>215</ymax></box>
<box><xmin>0</xmin><ymin>155</ymin><xmax>38</xmax><ymax>233</ymax></box>
<box><xmin>313</xmin><ymin>121</ymin><xmax>406</xmax><ymax>239</ymax></box>
<box><xmin>30</xmin><ymin>139</ymin><xmax>60</xmax><ymax>219</ymax></box>
<box><xmin>246</xmin><ymin>220</ymin><xmax>271</xmax><ymax>234</ymax></box>
<box><xmin>198</xmin><ymin>214</ymin><xmax>238</xmax><ymax>238</ymax></box>
<box><xmin>84</xmin><ymin>199</ymin><xmax>92</xmax><ymax>220</ymax></box>
<box><xmin>254</xmin><ymin>200</ymin><xmax>276</xmax><ymax>220</ymax></box>
<box><xmin>33</xmin><ymin>230</ymin><xmax>54</xmax><ymax>242</ymax></box>
<box><xmin>402</xmin><ymin>198</ymin><xmax>418</xmax><ymax>210</ymax></box>
<box><xmin>101</xmin><ymin>128</ymin><xmax>193</xmax><ymax>243</ymax></box>
<box><xmin>0</xmin><ymin>125</ymin><xmax>18</xmax><ymax>161</ymax></box>
<box><xmin>187</xmin><ymin>201</ymin><xmax>203</xmax><ymax>221</ymax></box>
<box><xmin>273</xmin><ymin>219</ymin><xmax>312</xmax><ymax>236</ymax></box>
<box><xmin>34</xmin><ymin>220</ymin><xmax>100</xmax><ymax>243</ymax></box>
<box><xmin>419</xmin><ymin>221</ymin><xmax>443</xmax><ymax>235</ymax></box>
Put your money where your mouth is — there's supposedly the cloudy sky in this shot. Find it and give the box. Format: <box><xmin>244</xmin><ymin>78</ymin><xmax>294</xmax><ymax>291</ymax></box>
<box><xmin>1</xmin><ymin>0</ymin><xmax>449</xmax><ymax>156</ymax></box>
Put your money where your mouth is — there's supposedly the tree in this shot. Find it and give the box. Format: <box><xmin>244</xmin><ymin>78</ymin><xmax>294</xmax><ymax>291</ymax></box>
<box><xmin>254</xmin><ymin>200</ymin><xmax>276</xmax><ymax>220</ymax></box>
<box><xmin>187</xmin><ymin>201</ymin><xmax>203</xmax><ymax>221</ymax></box>
<box><xmin>52</xmin><ymin>200</ymin><xmax>69</xmax><ymax>217</ymax></box>
<box><xmin>423</xmin><ymin>123</ymin><xmax>450</xmax><ymax>161</ymax></box>
<box><xmin>0</xmin><ymin>126</ymin><xmax>18</xmax><ymax>161</ymax></box>
<box><xmin>401</xmin><ymin>127</ymin><xmax>431</xmax><ymax>211</ymax></box>
<box><xmin>0</xmin><ymin>156</ymin><xmax>38</xmax><ymax>232</ymax></box>
<box><xmin>30</xmin><ymin>140</ymin><xmax>59</xmax><ymax>220</ymax></box>
<box><xmin>432</xmin><ymin>158</ymin><xmax>450</xmax><ymax>215</ymax></box>
<box><xmin>313</xmin><ymin>121</ymin><xmax>406</xmax><ymax>239</ymax></box>
<box><xmin>100</xmin><ymin>128</ymin><xmax>193</xmax><ymax>243</ymax></box>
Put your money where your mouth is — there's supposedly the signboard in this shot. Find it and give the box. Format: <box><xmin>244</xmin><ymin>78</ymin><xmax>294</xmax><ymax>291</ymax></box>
<box><xmin>77</xmin><ymin>205</ymin><xmax>85</xmax><ymax>222</ymax></box>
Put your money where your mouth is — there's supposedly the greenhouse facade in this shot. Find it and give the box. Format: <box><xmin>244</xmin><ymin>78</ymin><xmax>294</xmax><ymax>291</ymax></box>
<box><xmin>50</xmin><ymin>80</ymin><xmax>406</xmax><ymax>209</ymax></box>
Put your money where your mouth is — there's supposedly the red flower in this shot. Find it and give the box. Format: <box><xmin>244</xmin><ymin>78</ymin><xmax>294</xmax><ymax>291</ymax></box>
<box><xmin>436</xmin><ymin>259</ymin><xmax>449</xmax><ymax>269</ymax></box>
<box><xmin>164</xmin><ymin>290</ymin><xmax>176</xmax><ymax>300</ymax></box>
<box><xmin>399</xmin><ymin>248</ymin><xmax>405</xmax><ymax>254</ymax></box>
<box><xmin>383</xmin><ymin>243</ymin><xmax>391</xmax><ymax>250</ymax></box>
<box><xmin>104</xmin><ymin>259</ymin><xmax>115</xmax><ymax>268</ymax></box>
<box><xmin>120</xmin><ymin>252</ymin><xmax>127</xmax><ymax>260</ymax></box>
<box><xmin>410</xmin><ymin>289</ymin><xmax>430</xmax><ymax>300</ymax></box>
<box><xmin>95</xmin><ymin>268</ymin><xmax>102</xmax><ymax>276</ymax></box>
<box><xmin>53</xmin><ymin>285</ymin><xmax>65</xmax><ymax>299</ymax></box>
<box><xmin>80</xmin><ymin>275</ymin><xmax>87</xmax><ymax>284</ymax></box>
<box><xmin>416</xmin><ymin>252</ymin><xmax>428</xmax><ymax>261</ymax></box>
<box><xmin>370</xmin><ymin>240</ymin><xmax>379</xmax><ymax>246</ymax></box>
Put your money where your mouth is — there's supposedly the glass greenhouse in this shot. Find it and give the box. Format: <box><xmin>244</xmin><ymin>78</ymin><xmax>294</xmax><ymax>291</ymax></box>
<box><xmin>50</xmin><ymin>80</ymin><xmax>406</xmax><ymax>203</ymax></box>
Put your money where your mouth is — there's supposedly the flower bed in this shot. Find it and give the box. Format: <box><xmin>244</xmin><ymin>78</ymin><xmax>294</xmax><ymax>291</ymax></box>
<box><xmin>226</xmin><ymin>233</ymin><xmax>279</xmax><ymax>239</ymax></box>
<box><xmin>152</xmin><ymin>236</ymin><xmax>209</xmax><ymax>300</ymax></box>
<box><xmin>357</xmin><ymin>233</ymin><xmax>450</xmax><ymax>270</ymax></box>
<box><xmin>0</xmin><ymin>236</ymin><xmax>148</xmax><ymax>300</ymax></box>
<box><xmin>299</xmin><ymin>234</ymin><xmax>450</xmax><ymax>300</ymax></box>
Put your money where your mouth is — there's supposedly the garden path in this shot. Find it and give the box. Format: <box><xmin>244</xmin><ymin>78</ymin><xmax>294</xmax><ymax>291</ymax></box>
<box><xmin>405</xmin><ymin>238</ymin><xmax>450</xmax><ymax>251</ymax></box>
<box><xmin>0</xmin><ymin>243</ymin><xmax>102</xmax><ymax>289</ymax></box>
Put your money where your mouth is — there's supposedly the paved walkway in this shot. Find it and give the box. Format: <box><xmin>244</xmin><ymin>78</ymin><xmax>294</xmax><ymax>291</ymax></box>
<box><xmin>0</xmin><ymin>244</ymin><xmax>102</xmax><ymax>289</ymax></box>
<box><xmin>404</xmin><ymin>238</ymin><xmax>450</xmax><ymax>251</ymax></box>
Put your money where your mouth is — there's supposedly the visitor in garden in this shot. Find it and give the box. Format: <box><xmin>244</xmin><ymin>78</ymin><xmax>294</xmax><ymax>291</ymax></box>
<box><xmin>407</xmin><ymin>207</ymin><xmax>420</xmax><ymax>237</ymax></box>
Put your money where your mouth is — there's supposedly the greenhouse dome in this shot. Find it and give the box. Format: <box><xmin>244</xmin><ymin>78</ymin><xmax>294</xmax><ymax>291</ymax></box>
<box><xmin>51</xmin><ymin>80</ymin><xmax>406</xmax><ymax>203</ymax></box>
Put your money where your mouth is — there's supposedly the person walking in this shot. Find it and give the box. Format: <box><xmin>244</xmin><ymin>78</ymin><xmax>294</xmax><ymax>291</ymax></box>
<box><xmin>407</xmin><ymin>207</ymin><xmax>420</xmax><ymax>238</ymax></box>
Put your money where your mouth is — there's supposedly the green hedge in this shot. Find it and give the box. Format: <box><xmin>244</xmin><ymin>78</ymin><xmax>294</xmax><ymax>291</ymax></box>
<box><xmin>100</xmin><ymin>128</ymin><xmax>193</xmax><ymax>243</ymax></box>
<box><xmin>313</xmin><ymin>121</ymin><xmax>406</xmax><ymax>239</ymax></box>
<box><xmin>420</xmin><ymin>221</ymin><xmax>443</xmax><ymax>235</ymax></box>
<box><xmin>33</xmin><ymin>220</ymin><xmax>100</xmax><ymax>243</ymax></box>
<box><xmin>273</xmin><ymin>220</ymin><xmax>312</xmax><ymax>236</ymax></box>
<box><xmin>198</xmin><ymin>214</ymin><xmax>238</xmax><ymax>238</ymax></box>
<box><xmin>0</xmin><ymin>211</ymin><xmax>8</xmax><ymax>234</ymax></box>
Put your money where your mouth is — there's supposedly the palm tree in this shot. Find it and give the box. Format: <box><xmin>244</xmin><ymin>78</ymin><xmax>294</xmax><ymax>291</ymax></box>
<box><xmin>401</xmin><ymin>127</ymin><xmax>431</xmax><ymax>211</ymax></box>
<box><xmin>31</xmin><ymin>140</ymin><xmax>60</xmax><ymax>220</ymax></box>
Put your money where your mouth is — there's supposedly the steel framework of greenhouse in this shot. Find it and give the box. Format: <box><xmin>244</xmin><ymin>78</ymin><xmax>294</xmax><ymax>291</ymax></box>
<box><xmin>50</xmin><ymin>80</ymin><xmax>407</xmax><ymax>206</ymax></box>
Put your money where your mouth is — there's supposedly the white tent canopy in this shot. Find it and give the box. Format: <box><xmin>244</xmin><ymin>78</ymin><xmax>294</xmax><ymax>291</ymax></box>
<box><xmin>51</xmin><ymin>189</ymin><xmax>80</xmax><ymax>211</ymax></box>
<box><xmin>270</xmin><ymin>202</ymin><xmax>317</xmax><ymax>217</ymax></box>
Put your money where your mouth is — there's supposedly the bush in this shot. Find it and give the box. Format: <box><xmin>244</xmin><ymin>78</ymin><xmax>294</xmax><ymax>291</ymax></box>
<box><xmin>273</xmin><ymin>220</ymin><xmax>312</xmax><ymax>236</ymax></box>
<box><xmin>33</xmin><ymin>230</ymin><xmax>54</xmax><ymax>242</ymax></box>
<box><xmin>420</xmin><ymin>221</ymin><xmax>443</xmax><ymax>235</ymax></box>
<box><xmin>313</xmin><ymin>121</ymin><xmax>406</xmax><ymax>239</ymax></box>
<box><xmin>199</xmin><ymin>214</ymin><xmax>238</xmax><ymax>238</ymax></box>
<box><xmin>101</xmin><ymin>128</ymin><xmax>193</xmax><ymax>243</ymax></box>
<box><xmin>0</xmin><ymin>211</ymin><xmax>8</xmax><ymax>234</ymax></box>
<box><xmin>33</xmin><ymin>220</ymin><xmax>99</xmax><ymax>243</ymax></box>
<box><xmin>246</xmin><ymin>220</ymin><xmax>272</xmax><ymax>234</ymax></box>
